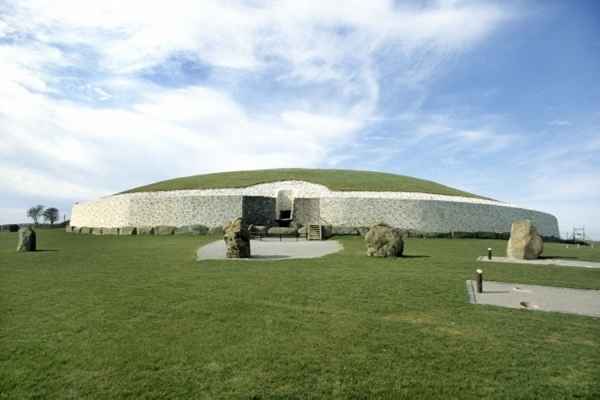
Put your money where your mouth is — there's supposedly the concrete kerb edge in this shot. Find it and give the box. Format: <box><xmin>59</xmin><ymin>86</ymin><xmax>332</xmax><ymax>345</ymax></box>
<box><xmin>466</xmin><ymin>280</ymin><xmax>477</xmax><ymax>304</ymax></box>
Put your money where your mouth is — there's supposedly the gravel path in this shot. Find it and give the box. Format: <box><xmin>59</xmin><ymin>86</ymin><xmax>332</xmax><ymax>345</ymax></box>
<box><xmin>197</xmin><ymin>238</ymin><xmax>343</xmax><ymax>261</ymax></box>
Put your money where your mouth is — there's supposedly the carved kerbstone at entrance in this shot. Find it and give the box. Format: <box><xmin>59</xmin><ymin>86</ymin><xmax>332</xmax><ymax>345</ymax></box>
<box><xmin>223</xmin><ymin>218</ymin><xmax>251</xmax><ymax>258</ymax></box>
<box><xmin>506</xmin><ymin>220</ymin><xmax>543</xmax><ymax>260</ymax></box>
<box><xmin>17</xmin><ymin>226</ymin><xmax>36</xmax><ymax>252</ymax></box>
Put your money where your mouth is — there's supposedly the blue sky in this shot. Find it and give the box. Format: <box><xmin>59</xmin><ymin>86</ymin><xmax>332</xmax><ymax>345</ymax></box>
<box><xmin>1</xmin><ymin>0</ymin><xmax>599</xmax><ymax>238</ymax></box>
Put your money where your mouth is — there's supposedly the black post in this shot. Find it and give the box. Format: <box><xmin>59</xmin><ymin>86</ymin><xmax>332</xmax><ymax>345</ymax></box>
<box><xmin>487</xmin><ymin>247</ymin><xmax>492</xmax><ymax>260</ymax></box>
<box><xmin>476</xmin><ymin>269</ymin><xmax>483</xmax><ymax>293</ymax></box>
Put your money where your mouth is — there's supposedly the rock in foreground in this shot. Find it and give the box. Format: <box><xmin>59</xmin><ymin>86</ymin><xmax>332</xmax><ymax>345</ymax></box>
<box><xmin>365</xmin><ymin>223</ymin><xmax>404</xmax><ymax>257</ymax></box>
<box><xmin>17</xmin><ymin>227</ymin><xmax>36</xmax><ymax>252</ymax></box>
<box><xmin>506</xmin><ymin>219</ymin><xmax>543</xmax><ymax>259</ymax></box>
<box><xmin>224</xmin><ymin>218</ymin><xmax>251</xmax><ymax>258</ymax></box>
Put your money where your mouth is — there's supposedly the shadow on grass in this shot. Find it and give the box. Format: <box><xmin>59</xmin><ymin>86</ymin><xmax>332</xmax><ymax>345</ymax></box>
<box><xmin>401</xmin><ymin>255</ymin><xmax>430</xmax><ymax>259</ymax></box>
<box><xmin>35</xmin><ymin>249</ymin><xmax>59</xmax><ymax>252</ymax></box>
<box><xmin>539</xmin><ymin>256</ymin><xmax>579</xmax><ymax>260</ymax></box>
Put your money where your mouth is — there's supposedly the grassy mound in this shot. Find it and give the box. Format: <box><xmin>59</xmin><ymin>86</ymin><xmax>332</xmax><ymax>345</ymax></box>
<box><xmin>1</xmin><ymin>231</ymin><xmax>599</xmax><ymax>398</ymax></box>
<box><xmin>123</xmin><ymin>168</ymin><xmax>484</xmax><ymax>198</ymax></box>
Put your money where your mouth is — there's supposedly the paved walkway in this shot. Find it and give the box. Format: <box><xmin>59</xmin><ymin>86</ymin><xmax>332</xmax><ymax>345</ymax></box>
<box><xmin>477</xmin><ymin>256</ymin><xmax>600</xmax><ymax>269</ymax></box>
<box><xmin>466</xmin><ymin>280</ymin><xmax>600</xmax><ymax>318</ymax></box>
<box><xmin>197</xmin><ymin>238</ymin><xmax>343</xmax><ymax>261</ymax></box>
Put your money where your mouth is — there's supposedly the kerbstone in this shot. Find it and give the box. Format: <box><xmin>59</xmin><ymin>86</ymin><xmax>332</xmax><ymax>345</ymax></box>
<box><xmin>267</xmin><ymin>227</ymin><xmax>298</xmax><ymax>237</ymax></box>
<box><xmin>119</xmin><ymin>227</ymin><xmax>137</xmax><ymax>235</ymax></box>
<box><xmin>138</xmin><ymin>226</ymin><xmax>154</xmax><ymax>235</ymax></box>
<box><xmin>155</xmin><ymin>225</ymin><xmax>176</xmax><ymax>235</ymax></box>
<box><xmin>175</xmin><ymin>225</ymin><xmax>209</xmax><ymax>235</ymax></box>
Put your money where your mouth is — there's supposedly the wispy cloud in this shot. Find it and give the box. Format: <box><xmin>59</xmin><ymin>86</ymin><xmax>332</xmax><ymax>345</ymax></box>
<box><xmin>548</xmin><ymin>119</ymin><xmax>571</xmax><ymax>126</ymax></box>
<box><xmin>0</xmin><ymin>0</ymin><xmax>512</xmax><ymax>207</ymax></box>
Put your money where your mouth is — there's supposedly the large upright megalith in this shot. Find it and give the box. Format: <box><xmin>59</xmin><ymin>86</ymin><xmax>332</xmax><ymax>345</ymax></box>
<box><xmin>365</xmin><ymin>223</ymin><xmax>404</xmax><ymax>257</ymax></box>
<box><xmin>223</xmin><ymin>218</ymin><xmax>251</xmax><ymax>258</ymax></box>
<box><xmin>506</xmin><ymin>220</ymin><xmax>543</xmax><ymax>259</ymax></box>
<box><xmin>17</xmin><ymin>226</ymin><xmax>37</xmax><ymax>252</ymax></box>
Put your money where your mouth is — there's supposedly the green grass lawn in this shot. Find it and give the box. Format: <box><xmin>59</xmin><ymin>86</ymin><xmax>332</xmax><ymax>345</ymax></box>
<box><xmin>123</xmin><ymin>168</ymin><xmax>485</xmax><ymax>199</ymax></box>
<box><xmin>1</xmin><ymin>231</ymin><xmax>599</xmax><ymax>399</ymax></box>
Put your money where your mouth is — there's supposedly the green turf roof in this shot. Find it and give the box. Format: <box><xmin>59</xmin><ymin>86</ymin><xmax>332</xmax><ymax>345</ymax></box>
<box><xmin>122</xmin><ymin>168</ymin><xmax>485</xmax><ymax>199</ymax></box>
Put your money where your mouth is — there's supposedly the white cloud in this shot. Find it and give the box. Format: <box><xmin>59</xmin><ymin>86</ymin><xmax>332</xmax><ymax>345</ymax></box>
<box><xmin>0</xmin><ymin>0</ymin><xmax>514</xmax><ymax>208</ymax></box>
<box><xmin>548</xmin><ymin>119</ymin><xmax>571</xmax><ymax>126</ymax></box>
<box><xmin>3</xmin><ymin>0</ymin><xmax>511</xmax><ymax>76</ymax></box>
<box><xmin>0</xmin><ymin>165</ymin><xmax>108</xmax><ymax>199</ymax></box>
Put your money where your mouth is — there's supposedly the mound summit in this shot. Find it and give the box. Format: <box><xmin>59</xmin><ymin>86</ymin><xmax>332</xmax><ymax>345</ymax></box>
<box><xmin>123</xmin><ymin>168</ymin><xmax>483</xmax><ymax>198</ymax></box>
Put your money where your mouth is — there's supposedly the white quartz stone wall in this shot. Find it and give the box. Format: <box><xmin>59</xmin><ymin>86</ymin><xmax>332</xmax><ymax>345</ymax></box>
<box><xmin>70</xmin><ymin>195</ymin><xmax>132</xmax><ymax>228</ymax></box>
<box><xmin>71</xmin><ymin>194</ymin><xmax>242</xmax><ymax>228</ymax></box>
<box><xmin>70</xmin><ymin>180</ymin><xmax>560</xmax><ymax>236</ymax></box>
<box><xmin>319</xmin><ymin>197</ymin><xmax>559</xmax><ymax>237</ymax></box>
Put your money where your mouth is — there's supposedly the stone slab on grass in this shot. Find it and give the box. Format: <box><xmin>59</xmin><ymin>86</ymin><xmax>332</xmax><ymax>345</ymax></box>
<box><xmin>197</xmin><ymin>238</ymin><xmax>343</xmax><ymax>261</ymax></box>
<box><xmin>466</xmin><ymin>280</ymin><xmax>600</xmax><ymax>318</ymax></box>
<box><xmin>477</xmin><ymin>256</ymin><xmax>600</xmax><ymax>269</ymax></box>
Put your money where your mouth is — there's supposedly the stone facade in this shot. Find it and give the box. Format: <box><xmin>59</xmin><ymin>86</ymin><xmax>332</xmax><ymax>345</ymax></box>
<box><xmin>292</xmin><ymin>198</ymin><xmax>320</xmax><ymax>225</ymax></box>
<box><xmin>242</xmin><ymin>196</ymin><xmax>276</xmax><ymax>226</ymax></box>
<box><xmin>70</xmin><ymin>180</ymin><xmax>560</xmax><ymax>237</ymax></box>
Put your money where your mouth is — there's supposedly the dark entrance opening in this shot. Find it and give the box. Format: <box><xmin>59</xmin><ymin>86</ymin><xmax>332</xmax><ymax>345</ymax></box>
<box><xmin>279</xmin><ymin>210</ymin><xmax>291</xmax><ymax>220</ymax></box>
<box><xmin>276</xmin><ymin>210</ymin><xmax>292</xmax><ymax>227</ymax></box>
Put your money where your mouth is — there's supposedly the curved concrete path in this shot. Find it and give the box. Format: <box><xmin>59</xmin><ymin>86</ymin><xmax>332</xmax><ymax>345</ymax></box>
<box><xmin>197</xmin><ymin>238</ymin><xmax>343</xmax><ymax>261</ymax></box>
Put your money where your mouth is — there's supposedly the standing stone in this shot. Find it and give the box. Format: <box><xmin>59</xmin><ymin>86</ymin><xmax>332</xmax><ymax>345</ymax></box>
<box><xmin>506</xmin><ymin>220</ymin><xmax>543</xmax><ymax>259</ymax></box>
<box><xmin>365</xmin><ymin>223</ymin><xmax>404</xmax><ymax>257</ymax></box>
<box><xmin>223</xmin><ymin>218</ymin><xmax>251</xmax><ymax>258</ymax></box>
<box><xmin>17</xmin><ymin>227</ymin><xmax>36</xmax><ymax>252</ymax></box>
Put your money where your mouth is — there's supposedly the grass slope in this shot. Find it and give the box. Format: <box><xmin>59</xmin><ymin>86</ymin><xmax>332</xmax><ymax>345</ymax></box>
<box><xmin>123</xmin><ymin>168</ymin><xmax>485</xmax><ymax>198</ymax></box>
<box><xmin>1</xmin><ymin>231</ymin><xmax>599</xmax><ymax>399</ymax></box>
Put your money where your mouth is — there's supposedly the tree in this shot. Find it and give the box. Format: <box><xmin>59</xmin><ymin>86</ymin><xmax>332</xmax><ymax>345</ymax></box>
<box><xmin>42</xmin><ymin>207</ymin><xmax>60</xmax><ymax>225</ymax></box>
<box><xmin>27</xmin><ymin>205</ymin><xmax>44</xmax><ymax>224</ymax></box>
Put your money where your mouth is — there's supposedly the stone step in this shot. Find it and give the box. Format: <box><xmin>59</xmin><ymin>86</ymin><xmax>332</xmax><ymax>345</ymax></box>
<box><xmin>307</xmin><ymin>224</ymin><xmax>322</xmax><ymax>240</ymax></box>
